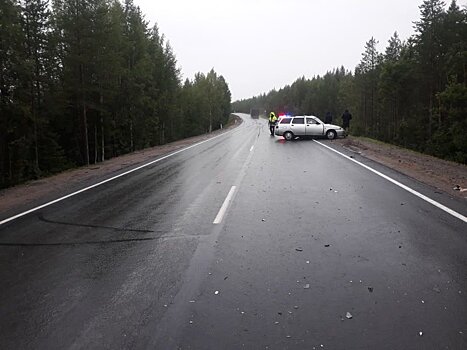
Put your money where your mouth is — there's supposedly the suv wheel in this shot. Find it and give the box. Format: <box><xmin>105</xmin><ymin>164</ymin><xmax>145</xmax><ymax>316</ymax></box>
<box><xmin>326</xmin><ymin>130</ymin><xmax>337</xmax><ymax>140</ymax></box>
<box><xmin>283</xmin><ymin>131</ymin><xmax>294</xmax><ymax>141</ymax></box>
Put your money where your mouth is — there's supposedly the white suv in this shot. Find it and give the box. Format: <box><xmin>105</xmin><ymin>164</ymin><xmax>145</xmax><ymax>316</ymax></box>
<box><xmin>274</xmin><ymin>115</ymin><xmax>345</xmax><ymax>141</ymax></box>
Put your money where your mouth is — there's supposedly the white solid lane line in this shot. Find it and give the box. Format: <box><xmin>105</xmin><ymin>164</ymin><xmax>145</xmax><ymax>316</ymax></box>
<box><xmin>313</xmin><ymin>140</ymin><xmax>467</xmax><ymax>224</ymax></box>
<box><xmin>0</xmin><ymin>130</ymin><xmax>236</xmax><ymax>226</ymax></box>
<box><xmin>213</xmin><ymin>186</ymin><xmax>237</xmax><ymax>224</ymax></box>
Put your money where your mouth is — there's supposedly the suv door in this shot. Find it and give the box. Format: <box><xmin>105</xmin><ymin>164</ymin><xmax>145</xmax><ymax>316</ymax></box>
<box><xmin>306</xmin><ymin>117</ymin><xmax>324</xmax><ymax>136</ymax></box>
<box><xmin>290</xmin><ymin>117</ymin><xmax>306</xmax><ymax>136</ymax></box>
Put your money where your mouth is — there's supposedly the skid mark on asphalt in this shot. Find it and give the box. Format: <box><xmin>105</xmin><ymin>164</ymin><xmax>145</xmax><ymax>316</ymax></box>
<box><xmin>38</xmin><ymin>215</ymin><xmax>155</xmax><ymax>233</ymax></box>
<box><xmin>0</xmin><ymin>232</ymin><xmax>204</xmax><ymax>247</ymax></box>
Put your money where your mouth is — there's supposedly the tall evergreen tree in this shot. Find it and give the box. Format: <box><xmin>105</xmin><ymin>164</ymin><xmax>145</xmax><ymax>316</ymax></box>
<box><xmin>21</xmin><ymin>0</ymin><xmax>51</xmax><ymax>175</ymax></box>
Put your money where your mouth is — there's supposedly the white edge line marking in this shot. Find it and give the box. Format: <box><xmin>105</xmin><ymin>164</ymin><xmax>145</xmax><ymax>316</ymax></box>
<box><xmin>313</xmin><ymin>140</ymin><xmax>467</xmax><ymax>224</ymax></box>
<box><xmin>0</xmin><ymin>131</ymin><xmax>235</xmax><ymax>226</ymax></box>
<box><xmin>213</xmin><ymin>186</ymin><xmax>237</xmax><ymax>224</ymax></box>
<box><xmin>250</xmin><ymin>145</ymin><xmax>255</xmax><ymax>152</ymax></box>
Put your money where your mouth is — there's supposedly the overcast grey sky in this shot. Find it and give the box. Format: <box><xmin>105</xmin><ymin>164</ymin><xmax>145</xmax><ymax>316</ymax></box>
<box><xmin>134</xmin><ymin>0</ymin><xmax>465</xmax><ymax>101</ymax></box>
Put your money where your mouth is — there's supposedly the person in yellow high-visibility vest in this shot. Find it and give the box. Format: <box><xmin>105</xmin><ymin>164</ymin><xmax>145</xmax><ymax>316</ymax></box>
<box><xmin>268</xmin><ymin>112</ymin><xmax>278</xmax><ymax>135</ymax></box>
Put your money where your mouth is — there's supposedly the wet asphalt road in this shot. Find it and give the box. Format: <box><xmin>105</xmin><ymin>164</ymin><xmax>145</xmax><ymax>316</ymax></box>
<box><xmin>0</xmin><ymin>114</ymin><xmax>466</xmax><ymax>350</ymax></box>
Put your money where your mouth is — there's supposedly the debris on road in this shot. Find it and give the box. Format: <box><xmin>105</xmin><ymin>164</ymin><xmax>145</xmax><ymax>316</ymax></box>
<box><xmin>214</xmin><ymin>291</ymin><xmax>219</xmax><ymax>295</ymax></box>
<box><xmin>324</xmin><ymin>244</ymin><xmax>330</xmax><ymax>247</ymax></box>
<box><xmin>294</xmin><ymin>305</ymin><xmax>299</xmax><ymax>309</ymax></box>
<box><xmin>296</xmin><ymin>248</ymin><xmax>303</xmax><ymax>252</ymax></box>
<box><xmin>304</xmin><ymin>284</ymin><xmax>310</xmax><ymax>289</ymax></box>
<box><xmin>433</xmin><ymin>286</ymin><xmax>441</xmax><ymax>293</ymax></box>
<box><xmin>346</xmin><ymin>312</ymin><xmax>353</xmax><ymax>319</ymax></box>
<box><xmin>368</xmin><ymin>287</ymin><xmax>374</xmax><ymax>293</ymax></box>
<box><xmin>262</xmin><ymin>218</ymin><xmax>265</xmax><ymax>222</ymax></box>
<box><xmin>306</xmin><ymin>260</ymin><xmax>310</xmax><ymax>264</ymax></box>
<box><xmin>419</xmin><ymin>331</ymin><xmax>423</xmax><ymax>336</ymax></box>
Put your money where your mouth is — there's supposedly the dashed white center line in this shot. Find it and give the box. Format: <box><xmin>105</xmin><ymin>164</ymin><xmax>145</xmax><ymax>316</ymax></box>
<box><xmin>213</xmin><ymin>186</ymin><xmax>237</xmax><ymax>224</ymax></box>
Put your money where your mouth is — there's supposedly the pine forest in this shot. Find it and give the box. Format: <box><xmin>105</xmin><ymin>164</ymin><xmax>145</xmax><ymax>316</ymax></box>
<box><xmin>1</xmin><ymin>0</ymin><xmax>231</xmax><ymax>189</ymax></box>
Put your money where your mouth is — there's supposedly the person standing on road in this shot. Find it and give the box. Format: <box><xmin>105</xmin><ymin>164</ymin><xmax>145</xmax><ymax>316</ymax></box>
<box><xmin>342</xmin><ymin>109</ymin><xmax>352</xmax><ymax>132</ymax></box>
<box><xmin>268</xmin><ymin>112</ymin><xmax>278</xmax><ymax>135</ymax></box>
<box><xmin>325</xmin><ymin>111</ymin><xmax>332</xmax><ymax>124</ymax></box>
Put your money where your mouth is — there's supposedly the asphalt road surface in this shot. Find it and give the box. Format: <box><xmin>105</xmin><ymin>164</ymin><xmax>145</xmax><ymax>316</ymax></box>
<box><xmin>1</xmin><ymin>114</ymin><xmax>466</xmax><ymax>350</ymax></box>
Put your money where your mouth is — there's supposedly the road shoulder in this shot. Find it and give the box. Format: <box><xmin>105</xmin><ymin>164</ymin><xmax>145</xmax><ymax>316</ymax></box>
<box><xmin>332</xmin><ymin>136</ymin><xmax>467</xmax><ymax>200</ymax></box>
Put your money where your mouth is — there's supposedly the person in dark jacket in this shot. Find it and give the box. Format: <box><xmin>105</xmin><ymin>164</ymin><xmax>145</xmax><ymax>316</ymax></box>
<box><xmin>342</xmin><ymin>109</ymin><xmax>352</xmax><ymax>131</ymax></box>
<box><xmin>324</xmin><ymin>112</ymin><xmax>332</xmax><ymax>124</ymax></box>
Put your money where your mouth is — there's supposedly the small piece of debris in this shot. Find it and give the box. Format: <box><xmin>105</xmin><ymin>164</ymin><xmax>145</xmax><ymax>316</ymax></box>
<box><xmin>294</xmin><ymin>305</ymin><xmax>299</xmax><ymax>309</ymax></box>
<box><xmin>214</xmin><ymin>290</ymin><xmax>219</xmax><ymax>295</ymax></box>
<box><xmin>224</xmin><ymin>276</ymin><xmax>228</xmax><ymax>280</ymax></box>
<box><xmin>419</xmin><ymin>331</ymin><xmax>423</xmax><ymax>336</ymax></box>
<box><xmin>324</xmin><ymin>244</ymin><xmax>330</xmax><ymax>247</ymax></box>
<box><xmin>453</xmin><ymin>185</ymin><xmax>461</xmax><ymax>191</ymax></box>
<box><xmin>368</xmin><ymin>287</ymin><xmax>374</xmax><ymax>293</ymax></box>
<box><xmin>306</xmin><ymin>260</ymin><xmax>310</xmax><ymax>264</ymax></box>
<box><xmin>304</xmin><ymin>284</ymin><xmax>310</xmax><ymax>289</ymax></box>
<box><xmin>421</xmin><ymin>300</ymin><xmax>425</xmax><ymax>304</ymax></box>
<box><xmin>189</xmin><ymin>320</ymin><xmax>193</xmax><ymax>324</ymax></box>
<box><xmin>433</xmin><ymin>287</ymin><xmax>441</xmax><ymax>293</ymax></box>
<box><xmin>189</xmin><ymin>300</ymin><xmax>196</xmax><ymax>303</ymax></box>
<box><xmin>346</xmin><ymin>312</ymin><xmax>353</xmax><ymax>319</ymax></box>
<box><xmin>262</xmin><ymin>218</ymin><xmax>265</xmax><ymax>222</ymax></box>
<box><xmin>295</xmin><ymin>248</ymin><xmax>303</xmax><ymax>252</ymax></box>
<box><xmin>274</xmin><ymin>321</ymin><xmax>280</xmax><ymax>325</ymax></box>
<box><xmin>286</xmin><ymin>335</ymin><xmax>292</xmax><ymax>339</ymax></box>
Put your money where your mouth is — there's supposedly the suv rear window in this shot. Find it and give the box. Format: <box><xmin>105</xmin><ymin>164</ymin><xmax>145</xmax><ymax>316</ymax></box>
<box><xmin>280</xmin><ymin>118</ymin><xmax>292</xmax><ymax>124</ymax></box>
